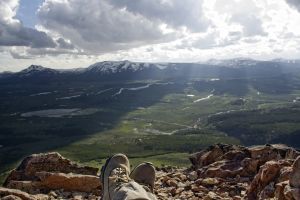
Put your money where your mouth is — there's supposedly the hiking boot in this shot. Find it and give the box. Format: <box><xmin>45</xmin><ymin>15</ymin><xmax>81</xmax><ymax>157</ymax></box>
<box><xmin>101</xmin><ymin>154</ymin><xmax>131</xmax><ymax>200</ymax></box>
<box><xmin>130</xmin><ymin>162</ymin><xmax>156</xmax><ymax>192</ymax></box>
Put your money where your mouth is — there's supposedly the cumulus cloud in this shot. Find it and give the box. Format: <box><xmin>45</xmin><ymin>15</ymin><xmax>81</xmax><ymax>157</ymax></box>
<box><xmin>10</xmin><ymin>49</ymin><xmax>33</xmax><ymax>59</ymax></box>
<box><xmin>9</xmin><ymin>46</ymin><xmax>80</xmax><ymax>59</ymax></box>
<box><xmin>2</xmin><ymin>0</ymin><xmax>300</xmax><ymax>70</ymax></box>
<box><xmin>232</xmin><ymin>14</ymin><xmax>266</xmax><ymax>36</ymax></box>
<box><xmin>213</xmin><ymin>0</ymin><xmax>266</xmax><ymax>37</ymax></box>
<box><xmin>37</xmin><ymin>0</ymin><xmax>188</xmax><ymax>54</ymax></box>
<box><xmin>0</xmin><ymin>0</ymin><xmax>56</xmax><ymax>48</ymax></box>
<box><xmin>109</xmin><ymin>0</ymin><xmax>208</xmax><ymax>32</ymax></box>
<box><xmin>1</xmin><ymin>0</ymin><xmax>269</xmax><ymax>58</ymax></box>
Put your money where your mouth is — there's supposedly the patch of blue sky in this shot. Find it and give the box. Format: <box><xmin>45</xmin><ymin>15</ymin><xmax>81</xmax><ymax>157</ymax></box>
<box><xmin>16</xmin><ymin>0</ymin><xmax>44</xmax><ymax>28</ymax></box>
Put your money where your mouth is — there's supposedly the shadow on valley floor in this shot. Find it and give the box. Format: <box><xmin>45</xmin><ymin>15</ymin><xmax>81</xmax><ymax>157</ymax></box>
<box><xmin>205</xmin><ymin>105</ymin><xmax>300</xmax><ymax>148</ymax></box>
<box><xmin>0</xmin><ymin>80</ymin><xmax>188</xmax><ymax>174</ymax></box>
<box><xmin>271</xmin><ymin>130</ymin><xmax>300</xmax><ymax>148</ymax></box>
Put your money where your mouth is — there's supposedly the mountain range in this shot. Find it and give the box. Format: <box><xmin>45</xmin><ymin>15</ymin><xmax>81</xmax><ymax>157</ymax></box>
<box><xmin>1</xmin><ymin>59</ymin><xmax>300</xmax><ymax>83</ymax></box>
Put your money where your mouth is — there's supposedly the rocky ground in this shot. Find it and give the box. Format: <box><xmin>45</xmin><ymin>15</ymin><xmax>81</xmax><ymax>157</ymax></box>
<box><xmin>1</xmin><ymin>143</ymin><xmax>300</xmax><ymax>200</ymax></box>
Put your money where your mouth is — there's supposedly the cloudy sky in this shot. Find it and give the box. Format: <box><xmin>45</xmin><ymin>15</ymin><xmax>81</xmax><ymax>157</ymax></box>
<box><xmin>1</xmin><ymin>0</ymin><xmax>300</xmax><ymax>71</ymax></box>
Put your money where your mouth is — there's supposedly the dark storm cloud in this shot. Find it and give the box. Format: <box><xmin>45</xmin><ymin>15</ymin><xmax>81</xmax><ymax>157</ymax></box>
<box><xmin>286</xmin><ymin>0</ymin><xmax>300</xmax><ymax>11</ymax></box>
<box><xmin>56</xmin><ymin>38</ymin><xmax>75</xmax><ymax>49</ymax></box>
<box><xmin>0</xmin><ymin>23</ymin><xmax>56</xmax><ymax>48</ymax></box>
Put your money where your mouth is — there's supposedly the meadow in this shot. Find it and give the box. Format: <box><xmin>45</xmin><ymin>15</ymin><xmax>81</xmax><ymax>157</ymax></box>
<box><xmin>1</xmin><ymin>75</ymin><xmax>300</xmax><ymax>183</ymax></box>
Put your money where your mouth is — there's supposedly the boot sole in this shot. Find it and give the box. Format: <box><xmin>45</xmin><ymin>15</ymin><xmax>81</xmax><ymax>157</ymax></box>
<box><xmin>100</xmin><ymin>155</ymin><xmax>113</xmax><ymax>185</ymax></box>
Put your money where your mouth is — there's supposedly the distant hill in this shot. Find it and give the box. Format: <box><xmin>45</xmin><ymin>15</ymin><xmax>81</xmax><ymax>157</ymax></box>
<box><xmin>1</xmin><ymin>59</ymin><xmax>300</xmax><ymax>83</ymax></box>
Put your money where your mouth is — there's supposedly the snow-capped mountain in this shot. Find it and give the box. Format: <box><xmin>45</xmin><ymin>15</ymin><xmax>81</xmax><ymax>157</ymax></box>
<box><xmin>1</xmin><ymin>59</ymin><xmax>299</xmax><ymax>83</ymax></box>
<box><xmin>20</xmin><ymin>65</ymin><xmax>47</xmax><ymax>73</ymax></box>
<box><xmin>271</xmin><ymin>58</ymin><xmax>300</xmax><ymax>64</ymax></box>
<box><xmin>18</xmin><ymin>65</ymin><xmax>59</xmax><ymax>77</ymax></box>
<box><xmin>84</xmin><ymin>60</ymin><xmax>168</xmax><ymax>74</ymax></box>
<box><xmin>204</xmin><ymin>58</ymin><xmax>260</xmax><ymax>67</ymax></box>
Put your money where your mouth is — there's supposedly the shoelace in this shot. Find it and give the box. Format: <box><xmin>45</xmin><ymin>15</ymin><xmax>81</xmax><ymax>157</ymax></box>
<box><xmin>108</xmin><ymin>167</ymin><xmax>131</xmax><ymax>200</ymax></box>
<box><xmin>139</xmin><ymin>182</ymin><xmax>153</xmax><ymax>193</ymax></box>
<box><xmin>111</xmin><ymin>167</ymin><xmax>130</xmax><ymax>187</ymax></box>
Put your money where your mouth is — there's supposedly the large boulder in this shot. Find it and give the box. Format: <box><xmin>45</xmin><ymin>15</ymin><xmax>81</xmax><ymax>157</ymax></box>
<box><xmin>247</xmin><ymin>156</ymin><xmax>300</xmax><ymax>200</ymax></box>
<box><xmin>5</xmin><ymin>172</ymin><xmax>101</xmax><ymax>194</ymax></box>
<box><xmin>191</xmin><ymin>144</ymin><xmax>299</xmax><ymax>180</ymax></box>
<box><xmin>190</xmin><ymin>144</ymin><xmax>300</xmax><ymax>200</ymax></box>
<box><xmin>289</xmin><ymin>156</ymin><xmax>300</xmax><ymax>200</ymax></box>
<box><xmin>5</xmin><ymin>152</ymin><xmax>98</xmax><ymax>185</ymax></box>
<box><xmin>273</xmin><ymin>156</ymin><xmax>300</xmax><ymax>200</ymax></box>
<box><xmin>37</xmin><ymin>172</ymin><xmax>100</xmax><ymax>193</ymax></box>
<box><xmin>189</xmin><ymin>144</ymin><xmax>250</xmax><ymax>168</ymax></box>
<box><xmin>290</xmin><ymin>156</ymin><xmax>300</xmax><ymax>188</ymax></box>
<box><xmin>0</xmin><ymin>187</ymin><xmax>48</xmax><ymax>200</ymax></box>
<box><xmin>3</xmin><ymin>152</ymin><xmax>101</xmax><ymax>196</ymax></box>
<box><xmin>246</xmin><ymin>160</ymin><xmax>292</xmax><ymax>199</ymax></box>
